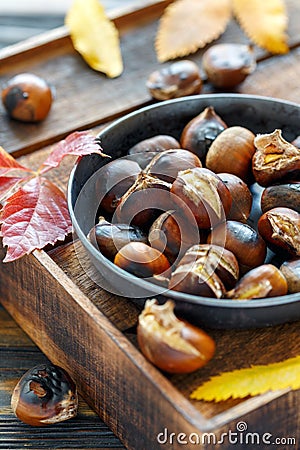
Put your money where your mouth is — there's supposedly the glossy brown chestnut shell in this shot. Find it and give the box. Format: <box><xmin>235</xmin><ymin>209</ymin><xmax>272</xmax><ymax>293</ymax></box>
<box><xmin>146</xmin><ymin>60</ymin><xmax>202</xmax><ymax>100</ymax></box>
<box><xmin>218</xmin><ymin>173</ymin><xmax>253</xmax><ymax>222</ymax></box>
<box><xmin>11</xmin><ymin>364</ymin><xmax>78</xmax><ymax>426</ymax></box>
<box><xmin>137</xmin><ymin>299</ymin><xmax>215</xmax><ymax>373</ymax></box>
<box><xmin>114</xmin><ymin>241</ymin><xmax>171</xmax><ymax>278</ymax></box>
<box><xmin>202</xmin><ymin>43</ymin><xmax>256</xmax><ymax>89</ymax></box>
<box><xmin>2</xmin><ymin>73</ymin><xmax>53</xmax><ymax>122</ymax></box>
<box><xmin>148</xmin><ymin>210</ymin><xmax>200</xmax><ymax>263</ymax></box>
<box><xmin>206</xmin><ymin>126</ymin><xmax>256</xmax><ymax>182</ymax></box>
<box><xmin>208</xmin><ymin>220</ymin><xmax>267</xmax><ymax>274</ymax></box>
<box><xmin>145</xmin><ymin>148</ymin><xmax>202</xmax><ymax>183</ymax></box>
<box><xmin>88</xmin><ymin>217</ymin><xmax>147</xmax><ymax>260</ymax></box>
<box><xmin>96</xmin><ymin>158</ymin><xmax>141</xmax><ymax>214</ymax></box>
<box><xmin>261</xmin><ymin>182</ymin><xmax>300</xmax><ymax>214</ymax></box>
<box><xmin>180</xmin><ymin>106</ymin><xmax>227</xmax><ymax>161</ymax></box>
<box><xmin>128</xmin><ymin>134</ymin><xmax>181</xmax><ymax>168</ymax></box>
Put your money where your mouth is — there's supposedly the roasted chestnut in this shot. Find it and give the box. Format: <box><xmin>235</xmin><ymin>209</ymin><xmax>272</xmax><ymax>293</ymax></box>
<box><xmin>96</xmin><ymin>158</ymin><xmax>141</xmax><ymax>214</ymax></box>
<box><xmin>2</xmin><ymin>73</ymin><xmax>53</xmax><ymax>122</ymax></box>
<box><xmin>137</xmin><ymin>299</ymin><xmax>215</xmax><ymax>373</ymax></box>
<box><xmin>171</xmin><ymin>167</ymin><xmax>232</xmax><ymax>229</ymax></box>
<box><xmin>11</xmin><ymin>364</ymin><xmax>78</xmax><ymax>426</ymax></box>
<box><xmin>145</xmin><ymin>148</ymin><xmax>202</xmax><ymax>183</ymax></box>
<box><xmin>114</xmin><ymin>241</ymin><xmax>170</xmax><ymax>277</ymax></box>
<box><xmin>88</xmin><ymin>216</ymin><xmax>147</xmax><ymax>260</ymax></box>
<box><xmin>169</xmin><ymin>244</ymin><xmax>239</xmax><ymax>297</ymax></box>
<box><xmin>148</xmin><ymin>210</ymin><xmax>200</xmax><ymax>263</ymax></box>
<box><xmin>128</xmin><ymin>135</ymin><xmax>180</xmax><ymax>154</ymax></box>
<box><xmin>226</xmin><ymin>264</ymin><xmax>288</xmax><ymax>299</ymax></box>
<box><xmin>114</xmin><ymin>171</ymin><xmax>172</xmax><ymax>227</ymax></box>
<box><xmin>202</xmin><ymin>43</ymin><xmax>256</xmax><ymax>89</ymax></box>
<box><xmin>206</xmin><ymin>126</ymin><xmax>256</xmax><ymax>182</ymax></box>
<box><xmin>258</xmin><ymin>207</ymin><xmax>300</xmax><ymax>257</ymax></box>
<box><xmin>218</xmin><ymin>173</ymin><xmax>253</xmax><ymax>222</ymax></box>
<box><xmin>280</xmin><ymin>259</ymin><xmax>300</xmax><ymax>293</ymax></box>
<box><xmin>180</xmin><ymin>106</ymin><xmax>227</xmax><ymax>161</ymax></box>
<box><xmin>253</xmin><ymin>129</ymin><xmax>300</xmax><ymax>187</ymax></box>
<box><xmin>146</xmin><ymin>60</ymin><xmax>202</xmax><ymax>100</ymax></box>
<box><xmin>208</xmin><ymin>220</ymin><xmax>267</xmax><ymax>274</ymax></box>
<box><xmin>261</xmin><ymin>182</ymin><xmax>300</xmax><ymax>214</ymax></box>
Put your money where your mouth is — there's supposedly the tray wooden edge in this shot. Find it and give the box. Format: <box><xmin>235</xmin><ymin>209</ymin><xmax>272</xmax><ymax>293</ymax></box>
<box><xmin>0</xmin><ymin>244</ymin><xmax>294</xmax><ymax>448</ymax></box>
<box><xmin>0</xmin><ymin>0</ymin><xmax>171</xmax><ymax>64</ymax></box>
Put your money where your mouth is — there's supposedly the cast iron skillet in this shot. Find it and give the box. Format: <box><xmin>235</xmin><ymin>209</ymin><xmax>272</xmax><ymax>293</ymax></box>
<box><xmin>67</xmin><ymin>94</ymin><xmax>300</xmax><ymax>329</ymax></box>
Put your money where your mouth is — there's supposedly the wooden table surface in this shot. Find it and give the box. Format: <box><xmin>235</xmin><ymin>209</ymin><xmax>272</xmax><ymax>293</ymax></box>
<box><xmin>0</xmin><ymin>1</ymin><xmax>300</xmax><ymax>449</ymax></box>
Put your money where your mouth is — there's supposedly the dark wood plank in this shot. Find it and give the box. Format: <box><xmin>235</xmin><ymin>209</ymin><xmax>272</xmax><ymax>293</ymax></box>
<box><xmin>0</xmin><ymin>306</ymin><xmax>125</xmax><ymax>449</ymax></box>
<box><xmin>1</xmin><ymin>1</ymin><xmax>300</xmax><ymax>448</ymax></box>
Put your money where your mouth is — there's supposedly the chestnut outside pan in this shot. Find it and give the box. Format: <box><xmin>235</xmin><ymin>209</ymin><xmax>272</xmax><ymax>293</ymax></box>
<box><xmin>68</xmin><ymin>94</ymin><xmax>300</xmax><ymax>329</ymax></box>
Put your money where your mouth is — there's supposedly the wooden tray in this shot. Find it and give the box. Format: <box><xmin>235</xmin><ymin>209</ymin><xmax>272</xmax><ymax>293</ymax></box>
<box><xmin>0</xmin><ymin>2</ymin><xmax>299</xmax><ymax>448</ymax></box>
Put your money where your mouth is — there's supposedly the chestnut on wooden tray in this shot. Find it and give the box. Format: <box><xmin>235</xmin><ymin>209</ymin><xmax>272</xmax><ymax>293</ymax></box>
<box><xmin>137</xmin><ymin>299</ymin><xmax>215</xmax><ymax>374</ymax></box>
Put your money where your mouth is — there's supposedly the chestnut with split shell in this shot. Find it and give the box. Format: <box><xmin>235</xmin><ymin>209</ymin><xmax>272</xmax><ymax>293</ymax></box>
<box><xmin>137</xmin><ymin>299</ymin><xmax>215</xmax><ymax>373</ymax></box>
<box><xmin>11</xmin><ymin>364</ymin><xmax>78</xmax><ymax>426</ymax></box>
<box><xmin>258</xmin><ymin>207</ymin><xmax>300</xmax><ymax>257</ymax></box>
<box><xmin>169</xmin><ymin>244</ymin><xmax>239</xmax><ymax>298</ymax></box>
<box><xmin>226</xmin><ymin>264</ymin><xmax>288</xmax><ymax>300</ymax></box>
<box><xmin>114</xmin><ymin>171</ymin><xmax>172</xmax><ymax>228</ymax></box>
<box><xmin>253</xmin><ymin>129</ymin><xmax>300</xmax><ymax>187</ymax></box>
<box><xmin>171</xmin><ymin>167</ymin><xmax>232</xmax><ymax>229</ymax></box>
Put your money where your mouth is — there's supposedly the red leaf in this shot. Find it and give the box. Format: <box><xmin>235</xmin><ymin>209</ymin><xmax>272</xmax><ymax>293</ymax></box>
<box><xmin>0</xmin><ymin>176</ymin><xmax>72</xmax><ymax>262</ymax></box>
<box><xmin>0</xmin><ymin>176</ymin><xmax>25</xmax><ymax>201</ymax></box>
<box><xmin>0</xmin><ymin>146</ymin><xmax>30</xmax><ymax>175</ymax></box>
<box><xmin>40</xmin><ymin>131</ymin><xmax>109</xmax><ymax>173</ymax></box>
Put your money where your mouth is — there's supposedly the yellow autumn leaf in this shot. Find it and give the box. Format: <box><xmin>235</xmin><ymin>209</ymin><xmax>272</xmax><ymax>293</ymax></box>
<box><xmin>155</xmin><ymin>0</ymin><xmax>232</xmax><ymax>62</ymax></box>
<box><xmin>65</xmin><ymin>0</ymin><xmax>123</xmax><ymax>78</ymax></box>
<box><xmin>233</xmin><ymin>0</ymin><xmax>289</xmax><ymax>54</ymax></box>
<box><xmin>190</xmin><ymin>355</ymin><xmax>300</xmax><ymax>402</ymax></box>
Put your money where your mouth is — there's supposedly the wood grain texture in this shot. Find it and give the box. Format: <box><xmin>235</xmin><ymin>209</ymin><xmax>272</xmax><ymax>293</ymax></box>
<box><xmin>0</xmin><ymin>306</ymin><xmax>125</xmax><ymax>449</ymax></box>
<box><xmin>0</xmin><ymin>0</ymin><xmax>300</xmax><ymax>448</ymax></box>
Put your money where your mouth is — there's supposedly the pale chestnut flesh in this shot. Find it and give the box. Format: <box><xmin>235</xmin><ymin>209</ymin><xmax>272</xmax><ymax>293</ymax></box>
<box><xmin>137</xmin><ymin>299</ymin><xmax>215</xmax><ymax>373</ymax></box>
